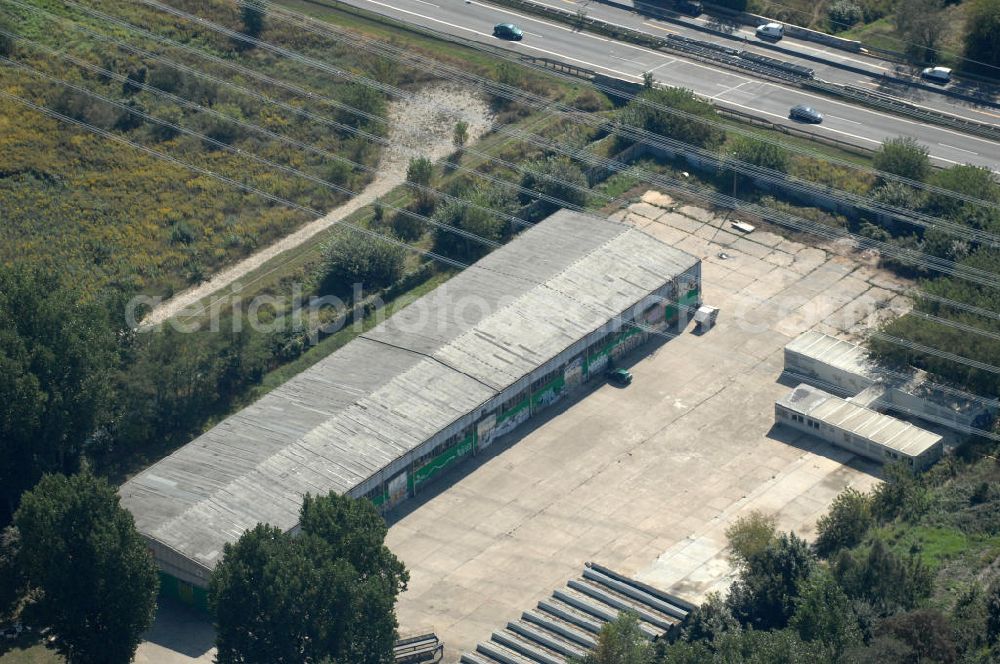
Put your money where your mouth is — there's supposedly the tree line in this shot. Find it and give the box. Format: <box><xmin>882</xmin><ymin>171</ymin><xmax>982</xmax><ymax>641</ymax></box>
<box><xmin>578</xmin><ymin>459</ymin><xmax>1000</xmax><ymax>664</ymax></box>
<box><xmin>1</xmin><ymin>470</ymin><xmax>405</xmax><ymax>664</ymax></box>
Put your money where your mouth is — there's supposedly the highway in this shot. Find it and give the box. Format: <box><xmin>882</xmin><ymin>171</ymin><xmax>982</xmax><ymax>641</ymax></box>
<box><xmin>332</xmin><ymin>0</ymin><xmax>1000</xmax><ymax>171</ymax></box>
<box><xmin>565</xmin><ymin>0</ymin><xmax>1000</xmax><ymax>123</ymax></box>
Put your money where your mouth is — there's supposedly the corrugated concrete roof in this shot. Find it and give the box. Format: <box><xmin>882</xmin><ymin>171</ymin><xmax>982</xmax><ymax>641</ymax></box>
<box><xmin>779</xmin><ymin>384</ymin><xmax>941</xmax><ymax>458</ymax></box>
<box><xmin>120</xmin><ymin>210</ymin><xmax>698</xmax><ymax>572</ymax></box>
<box><xmin>785</xmin><ymin>331</ymin><xmax>874</xmax><ymax>379</ymax></box>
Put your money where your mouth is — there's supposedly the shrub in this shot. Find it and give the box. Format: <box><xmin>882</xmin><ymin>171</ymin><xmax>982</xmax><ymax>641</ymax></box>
<box><xmin>814</xmin><ymin>488</ymin><xmax>874</xmax><ymax>558</ymax></box>
<box><xmin>453</xmin><ymin>120</ymin><xmax>469</xmax><ymax>149</ymax></box>
<box><xmin>617</xmin><ymin>87</ymin><xmax>725</xmax><ymax>150</ymax></box>
<box><xmin>725</xmin><ymin>510</ymin><xmax>777</xmax><ymax>568</ymax></box>
<box><xmin>321</xmin><ymin>230</ymin><xmax>405</xmax><ymax>296</ymax></box>
<box><xmin>519</xmin><ymin>156</ymin><xmax>589</xmax><ymax>215</ymax></box>
<box><xmin>827</xmin><ymin>0</ymin><xmax>864</xmax><ymax>30</ymax></box>
<box><xmin>873</xmin><ymin>137</ymin><xmax>931</xmax><ymax>183</ymax></box>
<box><xmin>571</xmin><ymin>89</ymin><xmax>609</xmax><ymax>112</ymax></box>
<box><xmin>391</xmin><ymin>208</ymin><xmax>425</xmax><ymax>242</ymax></box>
<box><xmin>728</xmin><ymin>135</ymin><xmax>790</xmax><ymax>173</ymax></box>
<box><xmin>432</xmin><ymin>185</ymin><xmax>517</xmax><ymax>262</ymax></box>
<box><xmin>406</xmin><ymin>156</ymin><xmax>436</xmax><ymax>213</ymax></box>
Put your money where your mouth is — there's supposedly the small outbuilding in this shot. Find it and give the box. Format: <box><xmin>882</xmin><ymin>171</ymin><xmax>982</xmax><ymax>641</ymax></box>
<box><xmin>776</xmin><ymin>384</ymin><xmax>943</xmax><ymax>471</ymax></box>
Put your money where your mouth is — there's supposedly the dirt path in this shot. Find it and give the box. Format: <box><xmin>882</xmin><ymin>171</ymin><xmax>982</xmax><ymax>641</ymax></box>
<box><xmin>141</xmin><ymin>83</ymin><xmax>493</xmax><ymax>327</ymax></box>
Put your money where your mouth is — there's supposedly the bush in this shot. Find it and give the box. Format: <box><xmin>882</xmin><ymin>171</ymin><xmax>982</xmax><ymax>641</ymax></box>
<box><xmin>728</xmin><ymin>135</ymin><xmax>790</xmax><ymax>173</ymax></box>
<box><xmin>870</xmin><ymin>181</ymin><xmax>924</xmax><ymax>211</ymax></box>
<box><xmin>832</xmin><ymin>538</ymin><xmax>933</xmax><ymax>615</ymax></box>
<box><xmin>391</xmin><ymin>208</ymin><xmax>426</xmax><ymax>242</ymax></box>
<box><xmin>618</xmin><ymin>87</ymin><xmax>725</xmax><ymax>150</ymax></box>
<box><xmin>873</xmin><ymin>137</ymin><xmax>931</xmax><ymax>183</ymax></box>
<box><xmin>726</xmin><ymin>532</ymin><xmax>816</xmax><ymax>631</ymax></box>
<box><xmin>923</xmin><ymin>164</ymin><xmax>1000</xmax><ymax>230</ymax></box>
<box><xmin>432</xmin><ymin>185</ymin><xmax>517</xmax><ymax>262</ymax></box>
<box><xmin>572</xmin><ymin>89</ymin><xmax>609</xmax><ymax>112</ymax></box>
<box><xmin>406</xmin><ymin>157</ymin><xmax>436</xmax><ymax>213</ymax></box>
<box><xmin>321</xmin><ymin>230</ymin><xmax>405</xmax><ymax>296</ymax></box>
<box><xmin>814</xmin><ymin>488</ymin><xmax>874</xmax><ymax>558</ymax></box>
<box><xmin>519</xmin><ymin>156</ymin><xmax>589</xmax><ymax>215</ymax></box>
<box><xmin>725</xmin><ymin>510</ymin><xmax>777</xmax><ymax>568</ymax></box>
<box><xmin>827</xmin><ymin>0</ymin><xmax>864</xmax><ymax>30</ymax></box>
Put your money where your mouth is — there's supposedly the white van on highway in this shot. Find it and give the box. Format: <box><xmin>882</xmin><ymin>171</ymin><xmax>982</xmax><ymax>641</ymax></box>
<box><xmin>756</xmin><ymin>22</ymin><xmax>784</xmax><ymax>40</ymax></box>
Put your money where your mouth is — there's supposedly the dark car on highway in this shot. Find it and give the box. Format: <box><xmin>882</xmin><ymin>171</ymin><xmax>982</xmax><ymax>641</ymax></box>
<box><xmin>493</xmin><ymin>23</ymin><xmax>523</xmax><ymax>41</ymax></box>
<box><xmin>789</xmin><ymin>104</ymin><xmax>823</xmax><ymax>123</ymax></box>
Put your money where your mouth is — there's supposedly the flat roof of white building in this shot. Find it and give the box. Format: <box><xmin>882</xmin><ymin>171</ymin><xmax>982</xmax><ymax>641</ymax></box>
<box><xmin>784</xmin><ymin>330</ymin><xmax>875</xmax><ymax>379</ymax></box>
<box><xmin>120</xmin><ymin>210</ymin><xmax>699</xmax><ymax>574</ymax></box>
<box><xmin>778</xmin><ymin>384</ymin><xmax>942</xmax><ymax>459</ymax></box>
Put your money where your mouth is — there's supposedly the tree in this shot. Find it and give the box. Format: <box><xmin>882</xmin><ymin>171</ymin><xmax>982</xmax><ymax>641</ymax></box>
<box><xmin>578</xmin><ymin>611</ymin><xmax>652</xmax><ymax>664</ymax></box>
<box><xmin>726</xmin><ymin>532</ymin><xmax>816</xmax><ymax>631</ymax></box>
<box><xmin>870</xmin><ymin>181</ymin><xmax>924</xmax><ymax>211</ymax></box>
<box><xmin>814</xmin><ymin>488</ymin><xmax>874</xmax><ymax>558</ymax></box>
<box><xmin>923</xmin><ymin>164</ymin><xmax>1000</xmax><ymax>231</ymax></box>
<box><xmin>791</xmin><ymin>572</ymin><xmax>862</xmax><ymax>658</ymax></box>
<box><xmin>453</xmin><ymin>120</ymin><xmax>469</xmax><ymax>150</ymax></box>
<box><xmin>391</xmin><ymin>209</ymin><xmax>426</xmax><ymax>242</ymax></box>
<box><xmin>432</xmin><ymin>185</ymin><xmax>517</xmax><ymax>262</ymax></box>
<box><xmin>519</xmin><ymin>156</ymin><xmax>589</xmax><ymax>216</ymax></box>
<box><xmin>666</xmin><ymin>592</ymin><xmax>738</xmax><ymax>645</ymax></box>
<box><xmin>406</xmin><ymin>156</ymin><xmax>436</xmax><ymax>213</ymax></box>
<box><xmin>875</xmin><ymin>609</ymin><xmax>958</xmax><ymax>663</ymax></box>
<box><xmin>895</xmin><ymin>0</ymin><xmax>945</xmax><ymax>63</ymax></box>
<box><xmin>873</xmin><ymin>137</ymin><xmax>931</xmax><ymax>183</ymax></box>
<box><xmin>0</xmin><ymin>527</ymin><xmax>22</xmax><ymax>619</ymax></box>
<box><xmin>0</xmin><ymin>267</ymin><xmax>121</xmax><ymax>523</ymax></box>
<box><xmin>643</xmin><ymin>71</ymin><xmax>655</xmax><ymax>89</ymax></box>
<box><xmin>728</xmin><ymin>136</ymin><xmax>790</xmax><ymax>174</ymax></box>
<box><xmin>321</xmin><ymin>230</ymin><xmax>405</xmax><ymax>297</ymax></box>
<box><xmin>725</xmin><ymin>510</ymin><xmax>777</xmax><ymax>569</ymax></box>
<box><xmin>963</xmin><ymin>0</ymin><xmax>1000</xmax><ymax>79</ymax></box>
<box><xmin>239</xmin><ymin>0</ymin><xmax>267</xmax><ymax>41</ymax></box>
<box><xmin>871</xmin><ymin>462</ymin><xmax>929</xmax><ymax>523</ymax></box>
<box><xmin>210</xmin><ymin>492</ymin><xmax>408</xmax><ymax>664</ymax></box>
<box><xmin>13</xmin><ymin>470</ymin><xmax>158</xmax><ymax>664</ymax></box>
<box><xmin>617</xmin><ymin>87</ymin><xmax>726</xmax><ymax>150</ymax></box>
<box><xmin>987</xmin><ymin>580</ymin><xmax>1000</xmax><ymax>645</ymax></box>
<box><xmin>832</xmin><ymin>538</ymin><xmax>933</xmax><ymax>615</ymax></box>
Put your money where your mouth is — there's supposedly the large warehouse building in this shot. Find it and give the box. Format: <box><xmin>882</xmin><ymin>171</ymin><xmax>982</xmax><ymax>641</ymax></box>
<box><xmin>120</xmin><ymin>210</ymin><xmax>701</xmax><ymax>608</ymax></box>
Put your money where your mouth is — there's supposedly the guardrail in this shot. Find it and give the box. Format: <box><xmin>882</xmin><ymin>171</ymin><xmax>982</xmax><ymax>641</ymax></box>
<box><xmin>487</xmin><ymin>0</ymin><xmax>1000</xmax><ymax>141</ymax></box>
<box><xmin>485</xmin><ymin>0</ymin><xmax>812</xmax><ymax>84</ymax></box>
<box><xmin>805</xmin><ymin>79</ymin><xmax>1000</xmax><ymax>142</ymax></box>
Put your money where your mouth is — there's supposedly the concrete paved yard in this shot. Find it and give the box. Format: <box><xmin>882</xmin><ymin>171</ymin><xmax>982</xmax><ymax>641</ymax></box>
<box><xmin>386</xmin><ymin>193</ymin><xmax>899</xmax><ymax>662</ymax></box>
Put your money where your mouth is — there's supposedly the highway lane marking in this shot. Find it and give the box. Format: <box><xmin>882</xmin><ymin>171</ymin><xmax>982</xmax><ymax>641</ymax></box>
<box><xmin>354</xmin><ymin>0</ymin><xmax>984</xmax><ymax>166</ymax></box>
<box><xmin>645</xmin><ymin>57</ymin><xmax>678</xmax><ymax>73</ymax></box>
<box><xmin>410</xmin><ymin>0</ymin><xmax>439</xmax><ymax>5</ymax></box>
<box><xmin>470</xmin><ymin>0</ymin><xmax>989</xmax><ymax>144</ymax></box>
<box><xmin>938</xmin><ymin>143</ymin><xmax>980</xmax><ymax>156</ymax></box>
<box><xmin>711</xmin><ymin>81</ymin><xmax>749</xmax><ymax>99</ymax></box>
<box><xmin>714</xmin><ymin>98</ymin><xmax>963</xmax><ymax>165</ymax></box>
<box><xmin>826</xmin><ymin>115</ymin><xmax>862</xmax><ymax>125</ymax></box>
<box><xmin>643</xmin><ymin>21</ymin><xmax>678</xmax><ymax>34</ymax></box>
<box><xmin>764</xmin><ymin>82</ymin><xmax>1000</xmax><ymax>147</ymax></box>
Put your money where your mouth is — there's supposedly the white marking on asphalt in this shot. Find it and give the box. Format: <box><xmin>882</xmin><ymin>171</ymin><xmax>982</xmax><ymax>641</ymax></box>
<box><xmin>356</xmin><ymin>0</ymin><xmax>985</xmax><ymax>168</ymax></box>
<box><xmin>711</xmin><ymin>81</ymin><xmax>749</xmax><ymax>99</ymax></box>
<box><xmin>410</xmin><ymin>0</ymin><xmax>439</xmax><ymax>5</ymax></box>
<box><xmin>827</xmin><ymin>115</ymin><xmax>862</xmax><ymax>125</ymax></box>
<box><xmin>938</xmin><ymin>143</ymin><xmax>980</xmax><ymax>156</ymax></box>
